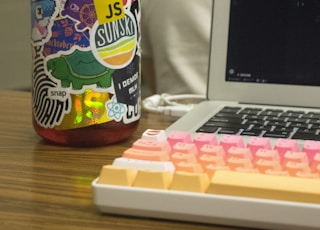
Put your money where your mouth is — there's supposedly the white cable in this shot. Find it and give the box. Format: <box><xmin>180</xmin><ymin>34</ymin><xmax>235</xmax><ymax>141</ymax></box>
<box><xmin>142</xmin><ymin>93</ymin><xmax>206</xmax><ymax>117</ymax></box>
<box><xmin>161</xmin><ymin>93</ymin><xmax>206</xmax><ymax>106</ymax></box>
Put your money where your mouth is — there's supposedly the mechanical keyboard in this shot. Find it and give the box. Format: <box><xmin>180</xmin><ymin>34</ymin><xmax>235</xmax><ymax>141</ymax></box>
<box><xmin>92</xmin><ymin>129</ymin><xmax>320</xmax><ymax>230</ymax></box>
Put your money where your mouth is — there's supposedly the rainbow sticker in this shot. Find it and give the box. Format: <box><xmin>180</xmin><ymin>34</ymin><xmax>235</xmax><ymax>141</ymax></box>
<box><xmin>91</xmin><ymin>11</ymin><xmax>137</xmax><ymax>69</ymax></box>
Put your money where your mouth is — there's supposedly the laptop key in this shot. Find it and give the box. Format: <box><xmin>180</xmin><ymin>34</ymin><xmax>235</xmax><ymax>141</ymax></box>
<box><xmin>263</xmin><ymin>131</ymin><xmax>290</xmax><ymax>138</ymax></box>
<box><xmin>306</xmin><ymin>112</ymin><xmax>320</xmax><ymax>119</ymax></box>
<box><xmin>245</xmin><ymin>119</ymin><xmax>265</xmax><ymax>126</ymax></box>
<box><xmin>218</xmin><ymin>127</ymin><xmax>241</xmax><ymax>135</ymax></box>
<box><xmin>260</xmin><ymin>110</ymin><xmax>283</xmax><ymax>117</ymax></box>
<box><xmin>266</xmin><ymin>116</ymin><xmax>287</xmax><ymax>122</ymax></box>
<box><xmin>284</xmin><ymin>111</ymin><xmax>305</xmax><ymax>118</ymax></box>
<box><xmin>239</xmin><ymin>109</ymin><xmax>262</xmax><ymax>115</ymax></box>
<box><xmin>266</xmin><ymin>121</ymin><xmax>288</xmax><ymax>127</ymax></box>
<box><xmin>250</xmin><ymin>124</ymin><xmax>273</xmax><ymax>131</ymax></box>
<box><xmin>205</xmin><ymin>121</ymin><xmax>248</xmax><ymax>129</ymax></box>
<box><xmin>289</xmin><ymin>122</ymin><xmax>309</xmax><ymax>129</ymax></box>
<box><xmin>210</xmin><ymin>117</ymin><xmax>243</xmax><ymax>123</ymax></box>
<box><xmin>291</xmin><ymin>131</ymin><xmax>320</xmax><ymax>141</ymax></box>
<box><xmin>309</xmin><ymin>124</ymin><xmax>320</xmax><ymax>130</ymax></box>
<box><xmin>197</xmin><ymin>126</ymin><xmax>219</xmax><ymax>133</ymax></box>
<box><xmin>214</xmin><ymin>113</ymin><xmax>244</xmax><ymax>119</ymax></box>
<box><xmin>308</xmin><ymin>119</ymin><xmax>320</xmax><ymax>125</ymax></box>
<box><xmin>273</xmin><ymin>126</ymin><xmax>295</xmax><ymax>133</ymax></box>
<box><xmin>241</xmin><ymin>129</ymin><xmax>263</xmax><ymax>136</ymax></box>
<box><xmin>287</xmin><ymin>118</ymin><xmax>308</xmax><ymax>123</ymax></box>
<box><xmin>245</xmin><ymin>115</ymin><xmax>266</xmax><ymax>120</ymax></box>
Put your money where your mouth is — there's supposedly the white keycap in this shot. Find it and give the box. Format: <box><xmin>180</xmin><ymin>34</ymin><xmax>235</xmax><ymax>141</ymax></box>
<box><xmin>141</xmin><ymin>129</ymin><xmax>167</xmax><ymax>141</ymax></box>
<box><xmin>112</xmin><ymin>157</ymin><xmax>175</xmax><ymax>172</ymax></box>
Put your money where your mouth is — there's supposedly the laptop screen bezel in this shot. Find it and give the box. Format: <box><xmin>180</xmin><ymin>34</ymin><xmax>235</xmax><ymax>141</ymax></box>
<box><xmin>207</xmin><ymin>0</ymin><xmax>320</xmax><ymax>108</ymax></box>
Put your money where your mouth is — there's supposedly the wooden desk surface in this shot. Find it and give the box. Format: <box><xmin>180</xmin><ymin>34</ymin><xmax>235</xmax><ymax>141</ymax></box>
<box><xmin>0</xmin><ymin>90</ymin><xmax>238</xmax><ymax>230</ymax></box>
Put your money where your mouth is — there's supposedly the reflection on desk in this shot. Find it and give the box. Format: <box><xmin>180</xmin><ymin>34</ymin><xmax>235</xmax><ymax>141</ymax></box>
<box><xmin>0</xmin><ymin>90</ymin><xmax>239</xmax><ymax>230</ymax></box>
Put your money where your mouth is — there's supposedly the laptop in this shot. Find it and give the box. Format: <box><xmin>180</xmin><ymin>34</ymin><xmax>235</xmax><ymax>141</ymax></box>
<box><xmin>166</xmin><ymin>0</ymin><xmax>320</xmax><ymax>146</ymax></box>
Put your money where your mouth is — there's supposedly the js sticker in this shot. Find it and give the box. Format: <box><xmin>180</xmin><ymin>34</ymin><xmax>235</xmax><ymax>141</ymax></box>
<box><xmin>93</xmin><ymin>0</ymin><xmax>125</xmax><ymax>25</ymax></box>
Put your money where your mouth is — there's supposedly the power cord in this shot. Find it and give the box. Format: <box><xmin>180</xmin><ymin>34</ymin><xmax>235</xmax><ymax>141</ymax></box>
<box><xmin>142</xmin><ymin>93</ymin><xmax>206</xmax><ymax>117</ymax></box>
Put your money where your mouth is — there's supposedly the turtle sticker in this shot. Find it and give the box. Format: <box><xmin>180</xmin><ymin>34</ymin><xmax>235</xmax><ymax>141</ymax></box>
<box><xmin>47</xmin><ymin>49</ymin><xmax>114</xmax><ymax>90</ymax></box>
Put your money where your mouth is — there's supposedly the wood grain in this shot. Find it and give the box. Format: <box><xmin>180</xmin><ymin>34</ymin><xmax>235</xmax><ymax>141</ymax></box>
<box><xmin>0</xmin><ymin>90</ymin><xmax>238</xmax><ymax>230</ymax></box>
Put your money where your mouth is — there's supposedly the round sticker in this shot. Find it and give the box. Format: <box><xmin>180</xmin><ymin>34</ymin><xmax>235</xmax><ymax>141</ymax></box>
<box><xmin>90</xmin><ymin>11</ymin><xmax>137</xmax><ymax>69</ymax></box>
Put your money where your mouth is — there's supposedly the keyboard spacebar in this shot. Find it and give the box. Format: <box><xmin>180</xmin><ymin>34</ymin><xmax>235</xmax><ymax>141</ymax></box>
<box><xmin>207</xmin><ymin>171</ymin><xmax>320</xmax><ymax>204</ymax></box>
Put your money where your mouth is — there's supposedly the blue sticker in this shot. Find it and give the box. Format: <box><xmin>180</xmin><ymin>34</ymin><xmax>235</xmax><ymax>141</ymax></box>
<box><xmin>31</xmin><ymin>0</ymin><xmax>56</xmax><ymax>43</ymax></box>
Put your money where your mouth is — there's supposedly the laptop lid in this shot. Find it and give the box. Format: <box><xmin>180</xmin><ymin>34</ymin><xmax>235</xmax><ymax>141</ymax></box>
<box><xmin>208</xmin><ymin>0</ymin><xmax>320</xmax><ymax>108</ymax></box>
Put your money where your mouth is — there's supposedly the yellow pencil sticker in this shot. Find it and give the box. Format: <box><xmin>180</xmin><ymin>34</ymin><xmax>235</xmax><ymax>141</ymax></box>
<box><xmin>93</xmin><ymin>0</ymin><xmax>125</xmax><ymax>25</ymax></box>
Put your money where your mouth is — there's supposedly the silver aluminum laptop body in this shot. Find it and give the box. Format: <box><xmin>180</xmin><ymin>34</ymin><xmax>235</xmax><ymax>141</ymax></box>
<box><xmin>166</xmin><ymin>0</ymin><xmax>320</xmax><ymax>147</ymax></box>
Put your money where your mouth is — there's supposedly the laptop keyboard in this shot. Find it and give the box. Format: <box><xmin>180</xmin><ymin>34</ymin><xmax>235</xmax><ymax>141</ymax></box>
<box><xmin>92</xmin><ymin>129</ymin><xmax>320</xmax><ymax>230</ymax></box>
<box><xmin>197</xmin><ymin>106</ymin><xmax>320</xmax><ymax>141</ymax></box>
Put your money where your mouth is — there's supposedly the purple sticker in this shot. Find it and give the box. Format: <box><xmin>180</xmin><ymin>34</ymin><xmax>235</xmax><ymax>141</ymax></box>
<box><xmin>61</xmin><ymin>0</ymin><xmax>97</xmax><ymax>31</ymax></box>
<box><xmin>43</xmin><ymin>17</ymin><xmax>90</xmax><ymax>56</ymax></box>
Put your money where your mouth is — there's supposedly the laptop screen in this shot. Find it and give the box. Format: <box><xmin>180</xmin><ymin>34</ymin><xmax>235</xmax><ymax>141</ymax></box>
<box><xmin>208</xmin><ymin>0</ymin><xmax>320</xmax><ymax>108</ymax></box>
<box><xmin>226</xmin><ymin>0</ymin><xmax>320</xmax><ymax>86</ymax></box>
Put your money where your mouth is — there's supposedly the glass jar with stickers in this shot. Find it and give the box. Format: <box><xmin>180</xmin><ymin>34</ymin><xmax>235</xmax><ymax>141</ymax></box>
<box><xmin>31</xmin><ymin>0</ymin><xmax>141</xmax><ymax>146</ymax></box>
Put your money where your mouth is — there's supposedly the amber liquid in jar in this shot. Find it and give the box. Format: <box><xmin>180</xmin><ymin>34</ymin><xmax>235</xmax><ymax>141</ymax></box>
<box><xmin>33</xmin><ymin>119</ymin><xmax>139</xmax><ymax>147</ymax></box>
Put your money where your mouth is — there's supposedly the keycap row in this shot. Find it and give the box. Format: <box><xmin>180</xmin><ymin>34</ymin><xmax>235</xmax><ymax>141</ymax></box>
<box><xmin>142</xmin><ymin>129</ymin><xmax>320</xmax><ymax>159</ymax></box>
<box><xmin>97</xmin><ymin>158</ymin><xmax>320</xmax><ymax>204</ymax></box>
<box><xmin>127</xmin><ymin>129</ymin><xmax>320</xmax><ymax>178</ymax></box>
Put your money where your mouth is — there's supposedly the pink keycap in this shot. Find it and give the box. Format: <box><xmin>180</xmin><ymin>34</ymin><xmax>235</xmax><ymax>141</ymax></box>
<box><xmin>246</xmin><ymin>137</ymin><xmax>271</xmax><ymax>154</ymax></box>
<box><xmin>132</xmin><ymin>138</ymin><xmax>172</xmax><ymax>153</ymax></box>
<box><xmin>254</xmin><ymin>149</ymin><xmax>280</xmax><ymax>162</ymax></box>
<box><xmin>226</xmin><ymin>157</ymin><xmax>253</xmax><ymax>170</ymax></box>
<box><xmin>193</xmin><ymin>133</ymin><xmax>218</xmax><ymax>150</ymax></box>
<box><xmin>274</xmin><ymin>139</ymin><xmax>299</xmax><ymax>159</ymax></box>
<box><xmin>315</xmin><ymin>164</ymin><xmax>320</xmax><ymax>175</ymax></box>
<box><xmin>283</xmin><ymin>161</ymin><xmax>311</xmax><ymax>176</ymax></box>
<box><xmin>199</xmin><ymin>154</ymin><xmax>225</xmax><ymax>168</ymax></box>
<box><xmin>167</xmin><ymin>131</ymin><xmax>192</xmax><ymax>147</ymax></box>
<box><xmin>302</xmin><ymin>140</ymin><xmax>320</xmax><ymax>162</ymax></box>
<box><xmin>171</xmin><ymin>152</ymin><xmax>198</xmax><ymax>165</ymax></box>
<box><xmin>172</xmin><ymin>142</ymin><xmax>198</xmax><ymax>156</ymax></box>
<box><xmin>122</xmin><ymin>148</ymin><xmax>170</xmax><ymax>161</ymax></box>
<box><xmin>282</xmin><ymin>151</ymin><xmax>309</xmax><ymax>165</ymax></box>
<box><xmin>199</xmin><ymin>145</ymin><xmax>225</xmax><ymax>157</ymax></box>
<box><xmin>311</xmin><ymin>153</ymin><xmax>320</xmax><ymax>173</ymax></box>
<box><xmin>175</xmin><ymin>162</ymin><xmax>203</xmax><ymax>173</ymax></box>
<box><xmin>226</xmin><ymin>146</ymin><xmax>252</xmax><ymax>160</ymax></box>
<box><xmin>220</xmin><ymin>135</ymin><xmax>244</xmax><ymax>151</ymax></box>
<box><xmin>255</xmin><ymin>159</ymin><xmax>282</xmax><ymax>173</ymax></box>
